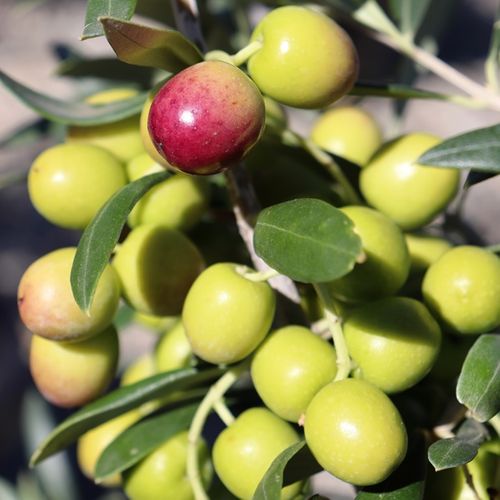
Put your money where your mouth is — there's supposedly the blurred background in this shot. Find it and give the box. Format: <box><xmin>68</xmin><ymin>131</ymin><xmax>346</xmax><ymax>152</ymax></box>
<box><xmin>0</xmin><ymin>0</ymin><xmax>499</xmax><ymax>498</ymax></box>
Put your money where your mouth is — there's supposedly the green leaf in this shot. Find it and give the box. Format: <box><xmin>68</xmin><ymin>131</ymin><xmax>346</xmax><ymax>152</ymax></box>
<box><xmin>351</xmin><ymin>82</ymin><xmax>458</xmax><ymax>102</ymax></box>
<box><xmin>253</xmin><ymin>441</ymin><xmax>321</xmax><ymax>500</ymax></box>
<box><xmin>82</xmin><ymin>0</ymin><xmax>137</xmax><ymax>40</ymax></box>
<box><xmin>100</xmin><ymin>17</ymin><xmax>203</xmax><ymax>73</ymax></box>
<box><xmin>388</xmin><ymin>0</ymin><xmax>431</xmax><ymax>38</ymax></box>
<box><xmin>456</xmin><ymin>334</ymin><xmax>500</xmax><ymax>422</ymax></box>
<box><xmin>254</xmin><ymin>198</ymin><xmax>363</xmax><ymax>283</ymax></box>
<box><xmin>0</xmin><ymin>70</ymin><xmax>146</xmax><ymax>126</ymax></box>
<box><xmin>29</xmin><ymin>366</ymin><xmax>223</xmax><ymax>466</ymax></box>
<box><xmin>71</xmin><ymin>171</ymin><xmax>170</xmax><ymax>312</ymax></box>
<box><xmin>418</xmin><ymin>124</ymin><xmax>500</xmax><ymax>173</ymax></box>
<box><xmin>428</xmin><ymin>419</ymin><xmax>489</xmax><ymax>472</ymax></box>
<box><xmin>464</xmin><ymin>171</ymin><xmax>498</xmax><ymax>189</ymax></box>
<box><xmin>95</xmin><ymin>403</ymin><xmax>198</xmax><ymax>480</ymax></box>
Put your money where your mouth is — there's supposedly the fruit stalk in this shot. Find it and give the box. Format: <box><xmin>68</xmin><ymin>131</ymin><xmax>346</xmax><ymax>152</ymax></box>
<box><xmin>187</xmin><ymin>362</ymin><xmax>249</xmax><ymax>500</ymax></box>
<box><xmin>314</xmin><ymin>283</ymin><xmax>352</xmax><ymax>381</ymax></box>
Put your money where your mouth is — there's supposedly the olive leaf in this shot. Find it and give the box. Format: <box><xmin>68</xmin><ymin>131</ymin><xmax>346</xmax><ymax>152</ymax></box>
<box><xmin>71</xmin><ymin>171</ymin><xmax>170</xmax><ymax>313</ymax></box>
<box><xmin>456</xmin><ymin>334</ymin><xmax>500</xmax><ymax>422</ymax></box>
<box><xmin>0</xmin><ymin>70</ymin><xmax>146</xmax><ymax>126</ymax></box>
<box><xmin>82</xmin><ymin>0</ymin><xmax>137</xmax><ymax>40</ymax></box>
<box><xmin>100</xmin><ymin>17</ymin><xmax>203</xmax><ymax>73</ymax></box>
<box><xmin>254</xmin><ymin>198</ymin><xmax>363</xmax><ymax>283</ymax></box>
<box><xmin>30</xmin><ymin>367</ymin><xmax>223</xmax><ymax>466</ymax></box>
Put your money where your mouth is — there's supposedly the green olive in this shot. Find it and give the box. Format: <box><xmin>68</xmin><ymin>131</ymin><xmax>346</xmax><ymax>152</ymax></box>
<box><xmin>213</xmin><ymin>407</ymin><xmax>302</xmax><ymax>499</ymax></box>
<box><xmin>251</xmin><ymin>325</ymin><xmax>337</xmax><ymax>422</ymax></box>
<box><xmin>305</xmin><ymin>379</ymin><xmax>407</xmax><ymax>486</ymax></box>
<box><xmin>155</xmin><ymin>321</ymin><xmax>193</xmax><ymax>372</ymax></box>
<box><xmin>28</xmin><ymin>143</ymin><xmax>127</xmax><ymax>229</ymax></box>
<box><xmin>360</xmin><ymin>133</ymin><xmax>460</xmax><ymax>230</ymax></box>
<box><xmin>344</xmin><ymin>297</ymin><xmax>441</xmax><ymax>393</ymax></box>
<box><xmin>422</xmin><ymin>245</ymin><xmax>500</xmax><ymax>334</ymax></box>
<box><xmin>405</xmin><ymin>233</ymin><xmax>452</xmax><ymax>274</ymax></box>
<box><xmin>67</xmin><ymin>88</ymin><xmax>143</xmax><ymax>163</ymax></box>
<box><xmin>182</xmin><ymin>263</ymin><xmax>276</xmax><ymax>364</ymax></box>
<box><xmin>113</xmin><ymin>225</ymin><xmax>205</xmax><ymax>316</ymax></box>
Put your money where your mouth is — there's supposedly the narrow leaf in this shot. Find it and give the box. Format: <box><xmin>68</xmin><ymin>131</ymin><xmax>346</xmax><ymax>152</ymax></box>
<box><xmin>82</xmin><ymin>0</ymin><xmax>137</xmax><ymax>40</ymax></box>
<box><xmin>464</xmin><ymin>170</ymin><xmax>498</xmax><ymax>189</ymax></box>
<box><xmin>388</xmin><ymin>0</ymin><xmax>431</xmax><ymax>38</ymax></box>
<box><xmin>351</xmin><ymin>82</ymin><xmax>457</xmax><ymax>102</ymax></box>
<box><xmin>95</xmin><ymin>403</ymin><xmax>198</xmax><ymax>480</ymax></box>
<box><xmin>100</xmin><ymin>17</ymin><xmax>203</xmax><ymax>73</ymax></box>
<box><xmin>456</xmin><ymin>334</ymin><xmax>500</xmax><ymax>422</ymax></box>
<box><xmin>0</xmin><ymin>70</ymin><xmax>146</xmax><ymax>126</ymax></box>
<box><xmin>254</xmin><ymin>198</ymin><xmax>363</xmax><ymax>283</ymax></box>
<box><xmin>418</xmin><ymin>124</ymin><xmax>500</xmax><ymax>173</ymax></box>
<box><xmin>29</xmin><ymin>366</ymin><xmax>223</xmax><ymax>466</ymax></box>
<box><xmin>253</xmin><ymin>441</ymin><xmax>320</xmax><ymax>500</ymax></box>
<box><xmin>71</xmin><ymin>171</ymin><xmax>170</xmax><ymax>312</ymax></box>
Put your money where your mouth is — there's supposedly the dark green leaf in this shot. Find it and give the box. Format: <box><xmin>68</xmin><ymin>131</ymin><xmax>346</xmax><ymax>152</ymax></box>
<box><xmin>388</xmin><ymin>0</ymin><xmax>431</xmax><ymax>38</ymax></box>
<box><xmin>29</xmin><ymin>366</ymin><xmax>223</xmax><ymax>466</ymax></box>
<box><xmin>95</xmin><ymin>403</ymin><xmax>198</xmax><ymax>480</ymax></box>
<box><xmin>57</xmin><ymin>57</ymin><xmax>154</xmax><ymax>87</ymax></box>
<box><xmin>464</xmin><ymin>170</ymin><xmax>498</xmax><ymax>188</ymax></box>
<box><xmin>82</xmin><ymin>0</ymin><xmax>137</xmax><ymax>39</ymax></box>
<box><xmin>253</xmin><ymin>441</ymin><xmax>318</xmax><ymax>500</ymax></box>
<box><xmin>254</xmin><ymin>198</ymin><xmax>363</xmax><ymax>283</ymax></box>
<box><xmin>357</xmin><ymin>430</ymin><xmax>427</xmax><ymax>500</ymax></box>
<box><xmin>100</xmin><ymin>17</ymin><xmax>203</xmax><ymax>73</ymax></box>
<box><xmin>418</xmin><ymin>124</ymin><xmax>500</xmax><ymax>173</ymax></box>
<box><xmin>428</xmin><ymin>419</ymin><xmax>489</xmax><ymax>472</ymax></box>
<box><xmin>456</xmin><ymin>334</ymin><xmax>500</xmax><ymax>422</ymax></box>
<box><xmin>71</xmin><ymin>171</ymin><xmax>169</xmax><ymax>312</ymax></box>
<box><xmin>0</xmin><ymin>70</ymin><xmax>146</xmax><ymax>126</ymax></box>
<box><xmin>351</xmin><ymin>83</ymin><xmax>460</xmax><ymax>103</ymax></box>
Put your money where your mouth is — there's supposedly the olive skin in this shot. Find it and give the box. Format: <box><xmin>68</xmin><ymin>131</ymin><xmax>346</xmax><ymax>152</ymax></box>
<box><xmin>305</xmin><ymin>379</ymin><xmax>408</xmax><ymax>486</ymax></box>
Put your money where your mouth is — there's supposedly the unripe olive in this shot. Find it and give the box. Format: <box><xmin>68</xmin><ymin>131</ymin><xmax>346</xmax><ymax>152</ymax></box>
<box><xmin>77</xmin><ymin>410</ymin><xmax>140</xmax><ymax>486</ymax></box>
<box><xmin>310</xmin><ymin>107</ymin><xmax>382</xmax><ymax>166</ymax></box>
<box><xmin>182</xmin><ymin>263</ymin><xmax>276</xmax><ymax>364</ymax></box>
<box><xmin>18</xmin><ymin>247</ymin><xmax>120</xmax><ymax>341</ymax></box>
<box><xmin>422</xmin><ymin>245</ymin><xmax>500</xmax><ymax>334</ymax></box>
<box><xmin>123</xmin><ymin>431</ymin><xmax>213</xmax><ymax>500</ymax></box>
<box><xmin>28</xmin><ymin>143</ymin><xmax>127</xmax><ymax>229</ymax></box>
<box><xmin>251</xmin><ymin>325</ymin><xmax>337</xmax><ymax>422</ymax></box>
<box><xmin>213</xmin><ymin>408</ymin><xmax>302</xmax><ymax>499</ymax></box>
<box><xmin>113</xmin><ymin>225</ymin><xmax>205</xmax><ymax>316</ymax></box>
<box><xmin>344</xmin><ymin>297</ymin><xmax>441</xmax><ymax>393</ymax></box>
<box><xmin>155</xmin><ymin>321</ymin><xmax>192</xmax><ymax>372</ymax></box>
<box><xmin>329</xmin><ymin>206</ymin><xmax>410</xmax><ymax>302</ymax></box>
<box><xmin>120</xmin><ymin>354</ymin><xmax>156</xmax><ymax>386</ymax></box>
<box><xmin>405</xmin><ymin>233</ymin><xmax>452</xmax><ymax>273</ymax></box>
<box><xmin>30</xmin><ymin>326</ymin><xmax>119</xmax><ymax>408</ymax></box>
<box><xmin>360</xmin><ymin>133</ymin><xmax>460</xmax><ymax>230</ymax></box>
<box><xmin>127</xmin><ymin>153</ymin><xmax>210</xmax><ymax>231</ymax></box>
<box><xmin>67</xmin><ymin>88</ymin><xmax>143</xmax><ymax>163</ymax></box>
<box><xmin>248</xmin><ymin>6</ymin><xmax>358</xmax><ymax>108</ymax></box>
<box><xmin>148</xmin><ymin>61</ymin><xmax>265</xmax><ymax>175</ymax></box>
<box><xmin>305</xmin><ymin>379</ymin><xmax>407</xmax><ymax>486</ymax></box>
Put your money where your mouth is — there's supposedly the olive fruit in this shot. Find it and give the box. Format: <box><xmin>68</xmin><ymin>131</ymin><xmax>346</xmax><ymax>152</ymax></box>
<box><xmin>247</xmin><ymin>6</ymin><xmax>358</xmax><ymax>108</ymax></box>
<box><xmin>155</xmin><ymin>321</ymin><xmax>193</xmax><ymax>372</ymax></box>
<box><xmin>120</xmin><ymin>354</ymin><xmax>156</xmax><ymax>386</ymax></box>
<box><xmin>405</xmin><ymin>233</ymin><xmax>452</xmax><ymax>273</ymax></box>
<box><xmin>251</xmin><ymin>325</ymin><xmax>337</xmax><ymax>421</ymax></box>
<box><xmin>127</xmin><ymin>153</ymin><xmax>210</xmax><ymax>231</ymax></box>
<box><xmin>360</xmin><ymin>133</ymin><xmax>460</xmax><ymax>230</ymax></box>
<box><xmin>30</xmin><ymin>326</ymin><xmax>119</xmax><ymax>408</ymax></box>
<box><xmin>305</xmin><ymin>379</ymin><xmax>407</xmax><ymax>486</ymax></box>
<box><xmin>113</xmin><ymin>225</ymin><xmax>205</xmax><ymax>316</ymax></box>
<box><xmin>344</xmin><ymin>297</ymin><xmax>441</xmax><ymax>393</ymax></box>
<box><xmin>182</xmin><ymin>263</ymin><xmax>275</xmax><ymax>364</ymax></box>
<box><xmin>213</xmin><ymin>407</ymin><xmax>302</xmax><ymax>499</ymax></box>
<box><xmin>77</xmin><ymin>410</ymin><xmax>140</xmax><ymax>486</ymax></box>
<box><xmin>123</xmin><ymin>431</ymin><xmax>212</xmax><ymax>500</ymax></box>
<box><xmin>422</xmin><ymin>245</ymin><xmax>500</xmax><ymax>334</ymax></box>
<box><xmin>18</xmin><ymin>247</ymin><xmax>120</xmax><ymax>341</ymax></box>
<box><xmin>329</xmin><ymin>206</ymin><xmax>410</xmax><ymax>302</ymax></box>
<box><xmin>28</xmin><ymin>143</ymin><xmax>126</xmax><ymax>229</ymax></box>
<box><xmin>148</xmin><ymin>61</ymin><xmax>265</xmax><ymax>174</ymax></box>
<box><xmin>67</xmin><ymin>88</ymin><xmax>143</xmax><ymax>162</ymax></box>
<box><xmin>310</xmin><ymin>106</ymin><xmax>382</xmax><ymax>166</ymax></box>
